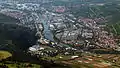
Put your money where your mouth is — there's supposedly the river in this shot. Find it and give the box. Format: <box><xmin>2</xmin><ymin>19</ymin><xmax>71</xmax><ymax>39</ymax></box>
<box><xmin>40</xmin><ymin>15</ymin><xmax>54</xmax><ymax>41</ymax></box>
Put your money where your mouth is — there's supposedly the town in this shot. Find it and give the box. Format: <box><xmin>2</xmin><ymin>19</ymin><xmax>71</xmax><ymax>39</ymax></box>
<box><xmin>0</xmin><ymin>0</ymin><xmax>120</xmax><ymax>68</ymax></box>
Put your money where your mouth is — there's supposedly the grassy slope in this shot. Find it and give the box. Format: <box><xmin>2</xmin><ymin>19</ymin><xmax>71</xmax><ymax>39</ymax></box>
<box><xmin>0</xmin><ymin>51</ymin><xmax>12</xmax><ymax>60</ymax></box>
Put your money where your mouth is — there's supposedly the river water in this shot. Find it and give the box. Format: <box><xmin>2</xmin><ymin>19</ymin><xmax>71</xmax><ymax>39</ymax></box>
<box><xmin>41</xmin><ymin>15</ymin><xmax>54</xmax><ymax>41</ymax></box>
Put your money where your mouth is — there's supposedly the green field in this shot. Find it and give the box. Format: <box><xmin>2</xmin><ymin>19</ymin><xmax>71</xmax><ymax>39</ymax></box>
<box><xmin>0</xmin><ymin>51</ymin><xmax>12</xmax><ymax>60</ymax></box>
